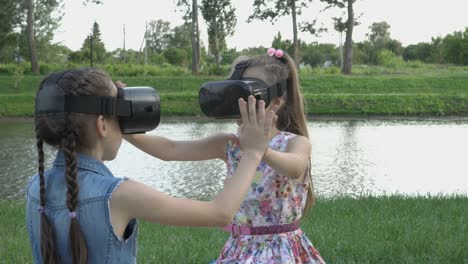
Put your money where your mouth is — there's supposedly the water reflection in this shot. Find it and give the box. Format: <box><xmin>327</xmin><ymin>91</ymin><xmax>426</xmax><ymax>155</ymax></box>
<box><xmin>1</xmin><ymin>119</ymin><xmax>468</xmax><ymax>199</ymax></box>
<box><xmin>314</xmin><ymin>121</ymin><xmax>377</xmax><ymax>197</ymax></box>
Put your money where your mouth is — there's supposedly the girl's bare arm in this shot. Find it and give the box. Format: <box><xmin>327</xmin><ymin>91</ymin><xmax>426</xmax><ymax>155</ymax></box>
<box><xmin>262</xmin><ymin>136</ymin><xmax>311</xmax><ymax>180</ymax></box>
<box><xmin>124</xmin><ymin>133</ymin><xmax>234</xmax><ymax>162</ymax></box>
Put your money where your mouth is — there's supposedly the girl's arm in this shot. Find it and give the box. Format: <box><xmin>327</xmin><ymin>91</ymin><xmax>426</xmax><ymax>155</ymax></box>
<box><xmin>110</xmin><ymin>97</ymin><xmax>277</xmax><ymax>228</ymax></box>
<box><xmin>112</xmin><ymin>151</ymin><xmax>262</xmax><ymax>227</ymax></box>
<box><xmin>124</xmin><ymin>133</ymin><xmax>234</xmax><ymax>161</ymax></box>
<box><xmin>262</xmin><ymin>135</ymin><xmax>311</xmax><ymax>180</ymax></box>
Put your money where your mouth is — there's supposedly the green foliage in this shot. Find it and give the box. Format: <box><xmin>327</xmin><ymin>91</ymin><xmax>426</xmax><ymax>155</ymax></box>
<box><xmin>202</xmin><ymin>63</ymin><xmax>231</xmax><ymax>76</ymax></box>
<box><xmin>302</xmin><ymin>43</ymin><xmax>339</xmax><ymax>67</ymax></box>
<box><xmin>12</xmin><ymin>63</ymin><xmax>24</xmax><ymax>91</ymax></box>
<box><xmin>402</xmin><ymin>43</ymin><xmax>432</xmax><ymax>62</ymax></box>
<box><xmin>401</xmin><ymin>27</ymin><xmax>468</xmax><ymax>66</ymax></box>
<box><xmin>367</xmin><ymin>21</ymin><xmax>391</xmax><ymax>46</ymax></box>
<box><xmin>376</xmin><ymin>49</ymin><xmax>404</xmax><ymax>68</ymax></box>
<box><xmin>0</xmin><ymin>0</ymin><xmax>17</xmax><ymax>49</ymax></box>
<box><xmin>221</xmin><ymin>48</ymin><xmax>240</xmax><ymax>65</ymax></box>
<box><xmin>146</xmin><ymin>20</ymin><xmax>172</xmax><ymax>54</ymax></box>
<box><xmin>79</xmin><ymin>21</ymin><xmax>107</xmax><ymax>64</ymax></box>
<box><xmin>354</xmin><ymin>21</ymin><xmax>403</xmax><ymax>65</ymax></box>
<box><xmin>271</xmin><ymin>32</ymin><xmax>294</xmax><ymax>54</ymax></box>
<box><xmin>441</xmin><ymin>27</ymin><xmax>468</xmax><ymax>65</ymax></box>
<box><xmin>248</xmin><ymin>0</ymin><xmax>313</xmax><ymax>23</ymax></box>
<box><xmin>169</xmin><ymin>23</ymin><xmax>192</xmax><ymax>50</ymax></box>
<box><xmin>163</xmin><ymin>47</ymin><xmax>189</xmax><ymax>67</ymax></box>
<box><xmin>16</xmin><ymin>0</ymin><xmax>62</xmax><ymax>41</ymax></box>
<box><xmin>102</xmin><ymin>63</ymin><xmax>190</xmax><ymax>77</ymax></box>
<box><xmin>201</xmin><ymin>0</ymin><xmax>237</xmax><ymax>69</ymax></box>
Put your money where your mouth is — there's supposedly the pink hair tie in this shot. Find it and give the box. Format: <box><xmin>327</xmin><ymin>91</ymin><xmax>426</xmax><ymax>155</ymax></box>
<box><xmin>69</xmin><ymin>211</ymin><xmax>77</xmax><ymax>219</ymax></box>
<box><xmin>267</xmin><ymin>47</ymin><xmax>276</xmax><ymax>56</ymax></box>
<box><xmin>267</xmin><ymin>48</ymin><xmax>284</xmax><ymax>58</ymax></box>
<box><xmin>275</xmin><ymin>49</ymin><xmax>284</xmax><ymax>58</ymax></box>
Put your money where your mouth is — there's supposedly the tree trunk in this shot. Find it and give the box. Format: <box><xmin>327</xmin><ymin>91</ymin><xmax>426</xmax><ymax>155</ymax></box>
<box><xmin>215</xmin><ymin>32</ymin><xmax>220</xmax><ymax>71</ymax></box>
<box><xmin>291</xmin><ymin>0</ymin><xmax>299</xmax><ymax>68</ymax></box>
<box><xmin>26</xmin><ymin>0</ymin><xmax>39</xmax><ymax>75</ymax></box>
<box><xmin>191</xmin><ymin>0</ymin><xmax>200</xmax><ymax>75</ymax></box>
<box><xmin>214</xmin><ymin>16</ymin><xmax>220</xmax><ymax>71</ymax></box>
<box><xmin>339</xmin><ymin>31</ymin><xmax>343</xmax><ymax>69</ymax></box>
<box><xmin>342</xmin><ymin>0</ymin><xmax>354</xmax><ymax>75</ymax></box>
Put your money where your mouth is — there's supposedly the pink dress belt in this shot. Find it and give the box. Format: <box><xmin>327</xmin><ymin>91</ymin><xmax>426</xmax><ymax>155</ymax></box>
<box><xmin>222</xmin><ymin>221</ymin><xmax>300</xmax><ymax>236</ymax></box>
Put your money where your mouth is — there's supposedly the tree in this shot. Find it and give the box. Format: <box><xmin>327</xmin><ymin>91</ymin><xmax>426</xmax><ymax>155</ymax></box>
<box><xmin>271</xmin><ymin>32</ymin><xmax>293</xmax><ymax>55</ymax></box>
<box><xmin>442</xmin><ymin>27</ymin><xmax>468</xmax><ymax>65</ymax></box>
<box><xmin>80</xmin><ymin>21</ymin><xmax>107</xmax><ymax>64</ymax></box>
<box><xmin>163</xmin><ymin>47</ymin><xmax>189</xmax><ymax>66</ymax></box>
<box><xmin>201</xmin><ymin>0</ymin><xmax>236</xmax><ymax>71</ymax></box>
<box><xmin>146</xmin><ymin>20</ymin><xmax>172</xmax><ymax>54</ymax></box>
<box><xmin>0</xmin><ymin>0</ymin><xmax>17</xmax><ymax>47</ymax></box>
<box><xmin>332</xmin><ymin>17</ymin><xmax>346</xmax><ymax>69</ymax></box>
<box><xmin>0</xmin><ymin>0</ymin><xmax>19</xmax><ymax>63</ymax></box>
<box><xmin>402</xmin><ymin>43</ymin><xmax>432</xmax><ymax>62</ymax></box>
<box><xmin>26</xmin><ymin>0</ymin><xmax>39</xmax><ymax>74</ymax></box>
<box><xmin>302</xmin><ymin>42</ymin><xmax>339</xmax><ymax>67</ymax></box>
<box><xmin>367</xmin><ymin>21</ymin><xmax>391</xmax><ymax>48</ymax></box>
<box><xmin>249</xmin><ymin>0</ymin><xmax>322</xmax><ymax>67</ymax></box>
<box><xmin>429</xmin><ymin>36</ymin><xmax>444</xmax><ymax>64</ymax></box>
<box><xmin>17</xmin><ymin>0</ymin><xmax>63</xmax><ymax>73</ymax></box>
<box><xmin>321</xmin><ymin>0</ymin><xmax>360</xmax><ymax>74</ymax></box>
<box><xmin>177</xmin><ymin>0</ymin><xmax>201</xmax><ymax>74</ymax></box>
<box><xmin>355</xmin><ymin>21</ymin><xmax>402</xmax><ymax>65</ymax></box>
<box><xmin>19</xmin><ymin>0</ymin><xmax>101</xmax><ymax>72</ymax></box>
<box><xmin>169</xmin><ymin>23</ymin><xmax>192</xmax><ymax>50</ymax></box>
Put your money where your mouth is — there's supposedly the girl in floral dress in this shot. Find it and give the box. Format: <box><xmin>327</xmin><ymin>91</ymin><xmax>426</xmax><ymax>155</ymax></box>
<box><xmin>126</xmin><ymin>49</ymin><xmax>325</xmax><ymax>263</ymax></box>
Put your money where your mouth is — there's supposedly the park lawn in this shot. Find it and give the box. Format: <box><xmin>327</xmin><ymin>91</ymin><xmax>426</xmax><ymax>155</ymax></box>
<box><xmin>1</xmin><ymin>66</ymin><xmax>468</xmax><ymax>116</ymax></box>
<box><xmin>1</xmin><ymin>195</ymin><xmax>467</xmax><ymax>263</ymax></box>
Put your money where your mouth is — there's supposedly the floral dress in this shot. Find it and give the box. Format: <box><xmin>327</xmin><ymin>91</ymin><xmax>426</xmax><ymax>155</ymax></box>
<box><xmin>213</xmin><ymin>132</ymin><xmax>325</xmax><ymax>264</ymax></box>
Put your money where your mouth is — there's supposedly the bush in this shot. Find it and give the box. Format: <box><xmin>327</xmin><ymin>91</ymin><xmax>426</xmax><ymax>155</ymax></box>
<box><xmin>202</xmin><ymin>64</ymin><xmax>231</xmax><ymax>76</ymax></box>
<box><xmin>377</xmin><ymin>50</ymin><xmax>405</xmax><ymax>68</ymax></box>
<box><xmin>163</xmin><ymin>48</ymin><xmax>189</xmax><ymax>67</ymax></box>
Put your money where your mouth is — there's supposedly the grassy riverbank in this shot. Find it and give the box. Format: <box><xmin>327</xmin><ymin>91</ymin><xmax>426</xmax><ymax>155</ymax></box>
<box><xmin>1</xmin><ymin>195</ymin><xmax>467</xmax><ymax>263</ymax></box>
<box><xmin>1</xmin><ymin>65</ymin><xmax>468</xmax><ymax>117</ymax></box>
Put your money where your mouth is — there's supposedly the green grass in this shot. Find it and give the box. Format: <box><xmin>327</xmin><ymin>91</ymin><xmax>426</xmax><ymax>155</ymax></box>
<box><xmin>1</xmin><ymin>196</ymin><xmax>467</xmax><ymax>263</ymax></box>
<box><xmin>1</xmin><ymin>64</ymin><xmax>468</xmax><ymax>117</ymax></box>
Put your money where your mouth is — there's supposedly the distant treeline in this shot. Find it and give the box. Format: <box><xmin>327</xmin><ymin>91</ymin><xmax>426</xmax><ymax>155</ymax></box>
<box><xmin>1</xmin><ymin>20</ymin><xmax>467</xmax><ymax>73</ymax></box>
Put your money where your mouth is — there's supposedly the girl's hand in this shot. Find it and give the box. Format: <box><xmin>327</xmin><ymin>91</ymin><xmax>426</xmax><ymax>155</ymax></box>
<box><xmin>237</xmin><ymin>96</ymin><xmax>277</xmax><ymax>157</ymax></box>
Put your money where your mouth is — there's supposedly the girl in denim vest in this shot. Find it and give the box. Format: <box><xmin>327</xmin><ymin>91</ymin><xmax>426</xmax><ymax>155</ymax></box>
<box><xmin>26</xmin><ymin>68</ymin><xmax>275</xmax><ymax>264</ymax></box>
<box><xmin>126</xmin><ymin>50</ymin><xmax>325</xmax><ymax>263</ymax></box>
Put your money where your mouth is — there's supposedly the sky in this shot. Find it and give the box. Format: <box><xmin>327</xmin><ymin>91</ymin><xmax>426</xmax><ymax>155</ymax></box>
<box><xmin>53</xmin><ymin>0</ymin><xmax>468</xmax><ymax>52</ymax></box>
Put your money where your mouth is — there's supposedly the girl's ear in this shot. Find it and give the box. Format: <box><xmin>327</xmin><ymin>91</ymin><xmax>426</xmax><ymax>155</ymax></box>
<box><xmin>95</xmin><ymin>115</ymin><xmax>108</xmax><ymax>138</ymax></box>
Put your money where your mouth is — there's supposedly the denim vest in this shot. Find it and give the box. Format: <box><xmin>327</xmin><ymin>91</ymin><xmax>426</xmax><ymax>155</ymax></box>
<box><xmin>26</xmin><ymin>151</ymin><xmax>138</xmax><ymax>264</ymax></box>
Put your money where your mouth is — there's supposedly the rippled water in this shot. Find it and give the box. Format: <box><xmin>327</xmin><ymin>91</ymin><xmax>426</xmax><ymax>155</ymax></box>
<box><xmin>1</xmin><ymin>118</ymin><xmax>468</xmax><ymax>199</ymax></box>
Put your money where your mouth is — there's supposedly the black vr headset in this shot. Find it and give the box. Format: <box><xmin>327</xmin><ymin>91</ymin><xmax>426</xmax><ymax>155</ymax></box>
<box><xmin>199</xmin><ymin>59</ymin><xmax>287</xmax><ymax>119</ymax></box>
<box><xmin>35</xmin><ymin>72</ymin><xmax>160</xmax><ymax>134</ymax></box>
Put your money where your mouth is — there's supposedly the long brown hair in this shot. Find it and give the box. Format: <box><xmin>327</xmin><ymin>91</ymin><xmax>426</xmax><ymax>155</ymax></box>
<box><xmin>230</xmin><ymin>52</ymin><xmax>315</xmax><ymax>214</ymax></box>
<box><xmin>35</xmin><ymin>68</ymin><xmax>114</xmax><ymax>263</ymax></box>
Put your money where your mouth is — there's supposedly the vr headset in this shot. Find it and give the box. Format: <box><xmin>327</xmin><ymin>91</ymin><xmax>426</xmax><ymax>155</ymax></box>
<box><xmin>35</xmin><ymin>72</ymin><xmax>160</xmax><ymax>134</ymax></box>
<box><xmin>199</xmin><ymin>59</ymin><xmax>287</xmax><ymax>119</ymax></box>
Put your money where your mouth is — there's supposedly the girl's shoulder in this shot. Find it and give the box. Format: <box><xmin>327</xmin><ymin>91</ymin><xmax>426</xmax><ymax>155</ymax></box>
<box><xmin>272</xmin><ymin>131</ymin><xmax>298</xmax><ymax>144</ymax></box>
<box><xmin>271</xmin><ymin>131</ymin><xmax>310</xmax><ymax>150</ymax></box>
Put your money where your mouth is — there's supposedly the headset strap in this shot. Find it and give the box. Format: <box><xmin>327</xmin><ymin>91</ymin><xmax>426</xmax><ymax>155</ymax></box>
<box><xmin>229</xmin><ymin>59</ymin><xmax>251</xmax><ymax>80</ymax></box>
